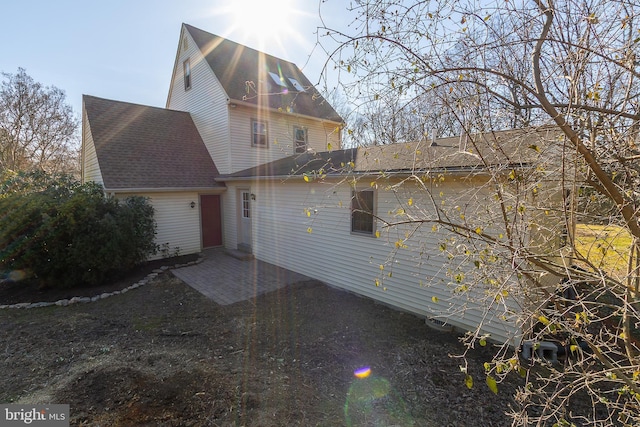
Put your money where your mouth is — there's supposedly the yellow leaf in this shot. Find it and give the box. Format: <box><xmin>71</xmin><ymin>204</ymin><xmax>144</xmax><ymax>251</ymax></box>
<box><xmin>483</xmin><ymin>362</ymin><xmax>491</xmax><ymax>372</ymax></box>
<box><xmin>431</xmin><ymin>225</ymin><xmax>438</xmax><ymax>232</ymax></box>
<box><xmin>464</xmin><ymin>374</ymin><xmax>473</xmax><ymax>389</ymax></box>
<box><xmin>379</xmin><ymin>264</ymin><xmax>384</xmax><ymax>271</ymax></box>
<box><xmin>375</xmin><ymin>279</ymin><xmax>380</xmax><ymax>287</ymax></box>
<box><xmin>375</xmin><ymin>230</ymin><xmax>380</xmax><ymax>238</ymax></box>
<box><xmin>538</xmin><ymin>315</ymin><xmax>550</xmax><ymax>326</ymax></box>
<box><xmin>327</xmin><ymin>142</ymin><xmax>333</xmax><ymax>151</ymax></box>
<box><xmin>408</xmin><ymin>198</ymin><xmax>413</xmax><ymax>206</ymax></box>
<box><xmin>508</xmin><ymin>170</ymin><xmax>516</xmax><ymax>180</ymax></box>
<box><xmin>303</xmin><ymin>175</ymin><xmax>310</xmax><ymax>182</ymax></box>
<box><xmin>475</xmin><ymin>226</ymin><xmax>483</xmax><ymax>234</ymax></box>
<box><xmin>349</xmin><ymin>161</ymin><xmax>355</xmax><ymax>168</ymax></box>
<box><xmin>307</xmin><ymin>227</ymin><xmax>313</xmax><ymax>233</ymax></box>
<box><xmin>306</xmin><ymin>211</ymin><xmax>311</xmax><ymax>217</ymax></box>
<box><xmin>486</xmin><ymin>375</ymin><xmax>498</xmax><ymax>394</ymax></box>
<box><xmin>431</xmin><ymin>296</ymin><xmax>439</xmax><ymax>303</ymax></box>
<box><xmin>570</xmin><ymin>345</ymin><xmax>579</xmax><ymax>353</ymax></box>
<box><xmin>479</xmin><ymin>338</ymin><xmax>487</xmax><ymax>347</ymax></box>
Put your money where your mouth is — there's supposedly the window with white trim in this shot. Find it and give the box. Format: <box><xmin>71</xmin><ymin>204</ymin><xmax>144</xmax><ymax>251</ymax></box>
<box><xmin>242</xmin><ymin>191</ymin><xmax>251</xmax><ymax>218</ymax></box>
<box><xmin>294</xmin><ymin>126</ymin><xmax>307</xmax><ymax>154</ymax></box>
<box><xmin>183</xmin><ymin>59</ymin><xmax>191</xmax><ymax>91</ymax></box>
<box><xmin>351</xmin><ymin>189</ymin><xmax>375</xmax><ymax>235</ymax></box>
<box><xmin>252</xmin><ymin>120</ymin><xmax>268</xmax><ymax>147</ymax></box>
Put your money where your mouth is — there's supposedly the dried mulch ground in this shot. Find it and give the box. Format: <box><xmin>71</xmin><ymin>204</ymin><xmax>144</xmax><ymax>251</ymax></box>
<box><xmin>0</xmin><ymin>258</ymin><xmax>522</xmax><ymax>426</ymax></box>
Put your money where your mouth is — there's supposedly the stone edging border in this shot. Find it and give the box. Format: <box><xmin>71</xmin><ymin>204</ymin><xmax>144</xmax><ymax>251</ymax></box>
<box><xmin>0</xmin><ymin>255</ymin><xmax>204</xmax><ymax>310</ymax></box>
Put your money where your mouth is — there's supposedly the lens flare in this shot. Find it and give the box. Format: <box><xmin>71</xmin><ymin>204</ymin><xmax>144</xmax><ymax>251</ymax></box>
<box><xmin>354</xmin><ymin>366</ymin><xmax>371</xmax><ymax>379</ymax></box>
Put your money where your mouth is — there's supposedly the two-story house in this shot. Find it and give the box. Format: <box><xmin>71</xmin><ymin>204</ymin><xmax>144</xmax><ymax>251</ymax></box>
<box><xmin>82</xmin><ymin>24</ymin><xmax>571</xmax><ymax>346</ymax></box>
<box><xmin>82</xmin><ymin>23</ymin><xmax>342</xmax><ymax>258</ymax></box>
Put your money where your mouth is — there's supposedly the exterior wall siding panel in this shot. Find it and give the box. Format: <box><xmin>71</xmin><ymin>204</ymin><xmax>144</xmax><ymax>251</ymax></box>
<box><xmin>117</xmin><ymin>191</ymin><xmax>202</xmax><ymax>260</ymax></box>
<box><xmin>228</xmin><ymin>105</ymin><xmax>341</xmax><ymax>173</ymax></box>
<box><xmin>81</xmin><ymin>112</ymin><xmax>104</xmax><ymax>185</ymax></box>
<box><xmin>167</xmin><ymin>28</ymin><xmax>231</xmax><ymax>174</ymax></box>
<box><xmin>243</xmin><ymin>178</ymin><xmax>522</xmax><ymax>346</ymax></box>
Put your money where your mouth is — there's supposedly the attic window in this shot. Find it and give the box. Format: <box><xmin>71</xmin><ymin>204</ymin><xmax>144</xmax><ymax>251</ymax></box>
<box><xmin>268</xmin><ymin>72</ymin><xmax>288</xmax><ymax>88</ymax></box>
<box><xmin>288</xmin><ymin>77</ymin><xmax>305</xmax><ymax>92</ymax></box>
<box><xmin>183</xmin><ymin>59</ymin><xmax>191</xmax><ymax>91</ymax></box>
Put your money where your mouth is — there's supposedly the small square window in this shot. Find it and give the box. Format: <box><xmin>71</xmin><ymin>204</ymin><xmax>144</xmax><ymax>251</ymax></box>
<box><xmin>183</xmin><ymin>59</ymin><xmax>191</xmax><ymax>91</ymax></box>
<box><xmin>294</xmin><ymin>126</ymin><xmax>307</xmax><ymax>154</ymax></box>
<box><xmin>252</xmin><ymin>120</ymin><xmax>268</xmax><ymax>147</ymax></box>
<box><xmin>351</xmin><ymin>189</ymin><xmax>375</xmax><ymax>235</ymax></box>
<box><xmin>269</xmin><ymin>72</ymin><xmax>288</xmax><ymax>88</ymax></box>
<box><xmin>288</xmin><ymin>77</ymin><xmax>305</xmax><ymax>92</ymax></box>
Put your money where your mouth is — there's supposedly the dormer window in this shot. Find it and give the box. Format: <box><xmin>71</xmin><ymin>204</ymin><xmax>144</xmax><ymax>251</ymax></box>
<box><xmin>269</xmin><ymin>72</ymin><xmax>288</xmax><ymax>88</ymax></box>
<box><xmin>183</xmin><ymin>59</ymin><xmax>191</xmax><ymax>91</ymax></box>
<box><xmin>288</xmin><ymin>77</ymin><xmax>305</xmax><ymax>92</ymax></box>
<box><xmin>252</xmin><ymin>119</ymin><xmax>268</xmax><ymax>147</ymax></box>
<box><xmin>294</xmin><ymin>126</ymin><xmax>307</xmax><ymax>154</ymax></box>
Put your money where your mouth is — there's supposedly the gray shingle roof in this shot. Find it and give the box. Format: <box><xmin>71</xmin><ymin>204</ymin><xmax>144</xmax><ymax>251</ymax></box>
<box><xmin>84</xmin><ymin>95</ymin><xmax>223</xmax><ymax>190</ymax></box>
<box><xmin>184</xmin><ymin>24</ymin><xmax>342</xmax><ymax>123</ymax></box>
<box><xmin>219</xmin><ymin>127</ymin><xmax>561</xmax><ymax>179</ymax></box>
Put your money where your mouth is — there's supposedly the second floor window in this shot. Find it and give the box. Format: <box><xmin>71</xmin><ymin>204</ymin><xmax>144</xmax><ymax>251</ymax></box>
<box><xmin>252</xmin><ymin>120</ymin><xmax>268</xmax><ymax>147</ymax></box>
<box><xmin>294</xmin><ymin>126</ymin><xmax>307</xmax><ymax>154</ymax></box>
<box><xmin>183</xmin><ymin>59</ymin><xmax>191</xmax><ymax>91</ymax></box>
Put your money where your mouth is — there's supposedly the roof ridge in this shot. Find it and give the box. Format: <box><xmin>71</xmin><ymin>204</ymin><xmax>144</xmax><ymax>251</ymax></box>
<box><xmin>182</xmin><ymin>23</ymin><xmax>301</xmax><ymax>69</ymax></box>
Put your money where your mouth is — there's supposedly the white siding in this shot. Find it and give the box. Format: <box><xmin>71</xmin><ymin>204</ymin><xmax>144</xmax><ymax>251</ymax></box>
<box><xmin>236</xmin><ymin>177</ymin><xmax>523</xmax><ymax>346</ymax></box>
<box><xmin>167</xmin><ymin>27</ymin><xmax>231</xmax><ymax>174</ymax></box>
<box><xmin>228</xmin><ymin>104</ymin><xmax>341</xmax><ymax>173</ymax></box>
<box><xmin>81</xmin><ymin>109</ymin><xmax>103</xmax><ymax>185</ymax></box>
<box><xmin>117</xmin><ymin>191</ymin><xmax>202</xmax><ymax>260</ymax></box>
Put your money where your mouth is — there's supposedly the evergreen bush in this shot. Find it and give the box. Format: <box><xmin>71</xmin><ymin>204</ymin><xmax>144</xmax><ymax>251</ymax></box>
<box><xmin>0</xmin><ymin>171</ymin><xmax>157</xmax><ymax>288</ymax></box>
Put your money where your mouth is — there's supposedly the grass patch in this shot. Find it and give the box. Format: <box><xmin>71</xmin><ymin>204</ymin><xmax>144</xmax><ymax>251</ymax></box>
<box><xmin>575</xmin><ymin>224</ymin><xmax>633</xmax><ymax>280</ymax></box>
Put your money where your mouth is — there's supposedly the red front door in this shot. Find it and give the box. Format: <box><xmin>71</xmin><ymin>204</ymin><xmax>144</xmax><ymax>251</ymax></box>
<box><xmin>200</xmin><ymin>195</ymin><xmax>222</xmax><ymax>247</ymax></box>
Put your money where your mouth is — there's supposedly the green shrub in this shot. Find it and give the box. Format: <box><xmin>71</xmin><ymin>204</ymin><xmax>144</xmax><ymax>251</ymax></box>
<box><xmin>0</xmin><ymin>171</ymin><xmax>157</xmax><ymax>288</ymax></box>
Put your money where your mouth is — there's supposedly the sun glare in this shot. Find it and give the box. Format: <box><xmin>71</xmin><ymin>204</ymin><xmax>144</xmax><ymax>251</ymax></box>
<box><xmin>220</xmin><ymin>0</ymin><xmax>303</xmax><ymax>51</ymax></box>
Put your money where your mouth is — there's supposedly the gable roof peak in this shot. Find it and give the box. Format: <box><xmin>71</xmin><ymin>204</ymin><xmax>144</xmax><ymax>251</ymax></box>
<box><xmin>181</xmin><ymin>23</ymin><xmax>342</xmax><ymax>123</ymax></box>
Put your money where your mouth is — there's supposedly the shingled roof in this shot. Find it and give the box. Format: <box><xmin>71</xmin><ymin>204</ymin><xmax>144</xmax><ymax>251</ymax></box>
<box><xmin>184</xmin><ymin>24</ymin><xmax>342</xmax><ymax>123</ymax></box>
<box><xmin>219</xmin><ymin>127</ymin><xmax>561</xmax><ymax>180</ymax></box>
<box><xmin>83</xmin><ymin>95</ymin><xmax>223</xmax><ymax>190</ymax></box>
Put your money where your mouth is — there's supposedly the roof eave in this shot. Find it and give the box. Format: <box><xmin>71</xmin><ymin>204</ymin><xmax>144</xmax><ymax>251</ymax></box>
<box><xmin>216</xmin><ymin>164</ymin><xmax>531</xmax><ymax>182</ymax></box>
<box><xmin>227</xmin><ymin>98</ymin><xmax>343</xmax><ymax>125</ymax></box>
<box><xmin>103</xmin><ymin>186</ymin><xmax>226</xmax><ymax>194</ymax></box>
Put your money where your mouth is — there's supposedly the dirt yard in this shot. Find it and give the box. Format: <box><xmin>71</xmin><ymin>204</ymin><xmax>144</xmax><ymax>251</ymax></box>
<box><xmin>0</xmin><ymin>260</ymin><xmax>523</xmax><ymax>426</ymax></box>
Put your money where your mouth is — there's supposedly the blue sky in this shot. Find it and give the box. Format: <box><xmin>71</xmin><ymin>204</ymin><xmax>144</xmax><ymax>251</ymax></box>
<box><xmin>1</xmin><ymin>0</ymin><xmax>350</xmax><ymax>118</ymax></box>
